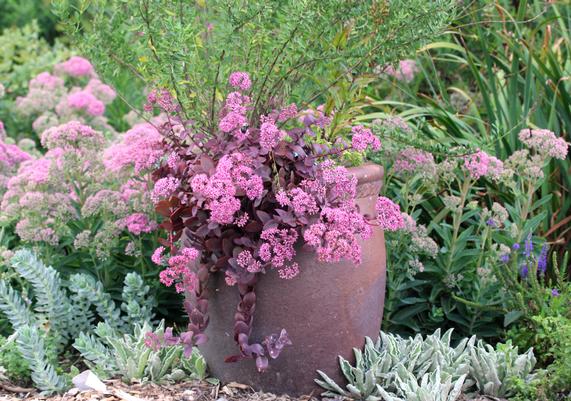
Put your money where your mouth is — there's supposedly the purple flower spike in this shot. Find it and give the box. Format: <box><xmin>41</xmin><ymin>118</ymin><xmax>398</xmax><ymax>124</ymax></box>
<box><xmin>512</xmin><ymin>243</ymin><xmax>520</xmax><ymax>250</ymax></box>
<box><xmin>486</xmin><ymin>218</ymin><xmax>496</xmax><ymax>227</ymax></box>
<box><xmin>500</xmin><ymin>254</ymin><xmax>510</xmax><ymax>263</ymax></box>
<box><xmin>520</xmin><ymin>263</ymin><xmax>529</xmax><ymax>279</ymax></box>
<box><xmin>537</xmin><ymin>243</ymin><xmax>548</xmax><ymax>274</ymax></box>
<box><xmin>524</xmin><ymin>233</ymin><xmax>533</xmax><ymax>258</ymax></box>
<box><xmin>551</xmin><ymin>288</ymin><xmax>560</xmax><ymax>297</ymax></box>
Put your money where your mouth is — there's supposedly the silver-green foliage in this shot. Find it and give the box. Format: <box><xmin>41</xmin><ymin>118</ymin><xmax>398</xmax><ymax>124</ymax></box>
<box><xmin>377</xmin><ymin>369</ymin><xmax>466</xmax><ymax>401</ymax></box>
<box><xmin>121</xmin><ymin>272</ymin><xmax>157</xmax><ymax>328</ymax></box>
<box><xmin>15</xmin><ymin>326</ymin><xmax>68</xmax><ymax>395</ymax></box>
<box><xmin>469</xmin><ymin>340</ymin><xmax>537</xmax><ymax>397</ymax></box>
<box><xmin>0</xmin><ymin>250</ymin><xmax>158</xmax><ymax>393</ymax></box>
<box><xmin>9</xmin><ymin>249</ymin><xmax>73</xmax><ymax>347</ymax></box>
<box><xmin>316</xmin><ymin>329</ymin><xmax>537</xmax><ymax>401</ymax></box>
<box><xmin>0</xmin><ymin>279</ymin><xmax>35</xmax><ymax>329</ymax></box>
<box><xmin>73</xmin><ymin>321</ymin><xmax>207</xmax><ymax>383</ymax></box>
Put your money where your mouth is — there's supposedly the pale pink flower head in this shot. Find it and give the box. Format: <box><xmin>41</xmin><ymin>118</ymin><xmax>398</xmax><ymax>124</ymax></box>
<box><xmin>351</xmin><ymin>125</ymin><xmax>381</xmax><ymax>152</ymax></box>
<box><xmin>29</xmin><ymin>72</ymin><xmax>65</xmax><ymax>90</ymax></box>
<box><xmin>104</xmin><ymin>123</ymin><xmax>163</xmax><ymax>173</ymax></box>
<box><xmin>86</xmin><ymin>78</ymin><xmax>117</xmax><ymax>104</ymax></box>
<box><xmin>67</xmin><ymin>90</ymin><xmax>105</xmax><ymax>116</ymax></box>
<box><xmin>393</xmin><ymin>147</ymin><xmax>436</xmax><ymax>175</ymax></box>
<box><xmin>228</xmin><ymin>72</ymin><xmax>252</xmax><ymax>91</ymax></box>
<box><xmin>118</xmin><ymin>213</ymin><xmax>157</xmax><ymax>235</ymax></box>
<box><xmin>463</xmin><ymin>150</ymin><xmax>504</xmax><ymax>180</ymax></box>
<box><xmin>518</xmin><ymin>128</ymin><xmax>569</xmax><ymax>160</ymax></box>
<box><xmin>376</xmin><ymin>196</ymin><xmax>404</xmax><ymax>231</ymax></box>
<box><xmin>40</xmin><ymin>120</ymin><xmax>104</xmax><ymax>150</ymax></box>
<box><xmin>56</xmin><ymin>56</ymin><xmax>95</xmax><ymax>78</ymax></box>
<box><xmin>382</xmin><ymin>59</ymin><xmax>418</xmax><ymax>82</ymax></box>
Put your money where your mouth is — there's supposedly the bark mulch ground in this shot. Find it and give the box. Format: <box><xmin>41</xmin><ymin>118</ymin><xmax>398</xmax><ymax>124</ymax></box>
<box><xmin>0</xmin><ymin>380</ymin><xmax>319</xmax><ymax>401</ymax></box>
<box><xmin>0</xmin><ymin>380</ymin><xmax>508</xmax><ymax>401</ymax></box>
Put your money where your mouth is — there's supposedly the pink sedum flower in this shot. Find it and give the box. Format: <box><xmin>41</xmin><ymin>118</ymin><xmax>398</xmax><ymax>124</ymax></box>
<box><xmin>152</xmin><ymin>246</ymin><xmax>165</xmax><ymax>265</ymax></box>
<box><xmin>463</xmin><ymin>150</ymin><xmax>504</xmax><ymax>180</ymax></box>
<box><xmin>119</xmin><ymin>213</ymin><xmax>157</xmax><ymax>235</ymax></box>
<box><xmin>104</xmin><ymin>123</ymin><xmax>163</xmax><ymax>173</ymax></box>
<box><xmin>260</xmin><ymin>117</ymin><xmax>285</xmax><ymax>151</ymax></box>
<box><xmin>351</xmin><ymin>125</ymin><xmax>381</xmax><ymax>152</ymax></box>
<box><xmin>160</xmin><ymin>247</ymin><xmax>200</xmax><ymax>293</ymax></box>
<box><xmin>393</xmin><ymin>147</ymin><xmax>436</xmax><ymax>175</ymax></box>
<box><xmin>376</xmin><ymin>196</ymin><xmax>404</xmax><ymax>231</ymax></box>
<box><xmin>152</xmin><ymin>177</ymin><xmax>180</xmax><ymax>203</ymax></box>
<box><xmin>67</xmin><ymin>90</ymin><xmax>105</xmax><ymax>116</ymax></box>
<box><xmin>55</xmin><ymin>56</ymin><xmax>95</xmax><ymax>78</ymax></box>
<box><xmin>518</xmin><ymin>128</ymin><xmax>569</xmax><ymax>159</ymax></box>
<box><xmin>228</xmin><ymin>72</ymin><xmax>252</xmax><ymax>91</ymax></box>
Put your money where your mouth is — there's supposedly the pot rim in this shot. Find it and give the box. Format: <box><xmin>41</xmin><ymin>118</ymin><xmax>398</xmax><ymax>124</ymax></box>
<box><xmin>348</xmin><ymin>163</ymin><xmax>384</xmax><ymax>185</ymax></box>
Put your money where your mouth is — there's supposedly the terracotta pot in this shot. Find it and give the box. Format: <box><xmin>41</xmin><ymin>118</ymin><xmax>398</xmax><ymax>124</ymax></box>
<box><xmin>199</xmin><ymin>163</ymin><xmax>386</xmax><ymax>396</ymax></box>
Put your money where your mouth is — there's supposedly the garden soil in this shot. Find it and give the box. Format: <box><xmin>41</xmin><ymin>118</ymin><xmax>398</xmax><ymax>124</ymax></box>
<box><xmin>0</xmin><ymin>380</ymin><xmax>508</xmax><ymax>401</ymax></box>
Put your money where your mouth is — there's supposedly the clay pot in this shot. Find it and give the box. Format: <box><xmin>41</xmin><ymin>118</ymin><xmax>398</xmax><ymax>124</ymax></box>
<box><xmin>199</xmin><ymin>163</ymin><xmax>386</xmax><ymax>396</ymax></box>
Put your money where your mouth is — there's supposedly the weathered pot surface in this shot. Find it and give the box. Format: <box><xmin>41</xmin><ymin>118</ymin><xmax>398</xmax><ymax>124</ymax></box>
<box><xmin>199</xmin><ymin>163</ymin><xmax>386</xmax><ymax>396</ymax></box>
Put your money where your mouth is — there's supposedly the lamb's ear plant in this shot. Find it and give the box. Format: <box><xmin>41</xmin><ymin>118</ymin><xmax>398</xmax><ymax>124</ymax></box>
<box><xmin>468</xmin><ymin>340</ymin><xmax>538</xmax><ymax>398</ymax></box>
<box><xmin>73</xmin><ymin>320</ymin><xmax>207</xmax><ymax>383</ymax></box>
<box><xmin>316</xmin><ymin>329</ymin><xmax>540</xmax><ymax>401</ymax></box>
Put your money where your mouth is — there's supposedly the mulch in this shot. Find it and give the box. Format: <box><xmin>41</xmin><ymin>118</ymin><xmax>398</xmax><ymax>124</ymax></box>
<box><xmin>0</xmin><ymin>380</ymin><xmax>320</xmax><ymax>401</ymax></box>
<box><xmin>0</xmin><ymin>379</ymin><xmax>510</xmax><ymax>401</ymax></box>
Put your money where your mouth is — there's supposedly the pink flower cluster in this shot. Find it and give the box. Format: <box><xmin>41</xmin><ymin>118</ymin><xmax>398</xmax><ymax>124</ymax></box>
<box><xmin>144</xmin><ymin>89</ymin><xmax>180</xmax><ymax>113</ymax></box>
<box><xmin>382</xmin><ymin>59</ymin><xmax>419</xmax><ymax>82</ymax></box>
<box><xmin>236</xmin><ymin>250</ymin><xmax>262</xmax><ymax>273</ymax></box>
<box><xmin>375</xmin><ymin>197</ymin><xmax>404</xmax><ymax>231</ymax></box>
<box><xmin>463</xmin><ymin>149</ymin><xmax>504</xmax><ymax>180</ymax></box>
<box><xmin>55</xmin><ymin>56</ymin><xmax>95</xmax><ymax>78</ymax></box>
<box><xmin>16</xmin><ymin>57</ymin><xmax>116</xmax><ymax>133</ymax></box>
<box><xmin>277</xmin><ymin>103</ymin><xmax>298</xmax><ymax>122</ymax></box>
<box><xmin>518</xmin><ymin>128</ymin><xmax>569</xmax><ymax>160</ymax></box>
<box><xmin>219</xmin><ymin>91</ymin><xmax>250</xmax><ymax>140</ymax></box>
<box><xmin>259</xmin><ymin>228</ymin><xmax>299</xmax><ymax>279</ymax></box>
<box><xmin>158</xmin><ymin>247</ymin><xmax>200</xmax><ymax>293</ymax></box>
<box><xmin>259</xmin><ymin>116</ymin><xmax>286</xmax><ymax>151</ymax></box>
<box><xmin>351</xmin><ymin>125</ymin><xmax>381</xmax><ymax>152</ymax></box>
<box><xmin>152</xmin><ymin>177</ymin><xmax>181</xmax><ymax>203</ymax></box>
<box><xmin>66</xmin><ymin>90</ymin><xmax>105</xmax><ymax>116</ymax></box>
<box><xmin>104</xmin><ymin>123</ymin><xmax>164</xmax><ymax>173</ymax></box>
<box><xmin>393</xmin><ymin>147</ymin><xmax>436</xmax><ymax>175</ymax></box>
<box><xmin>191</xmin><ymin>153</ymin><xmax>264</xmax><ymax>224</ymax></box>
<box><xmin>276</xmin><ymin>187</ymin><xmax>319</xmax><ymax>216</ymax></box>
<box><xmin>40</xmin><ymin>120</ymin><xmax>104</xmax><ymax>150</ymax></box>
<box><xmin>228</xmin><ymin>72</ymin><xmax>252</xmax><ymax>91</ymax></box>
<box><xmin>304</xmin><ymin>207</ymin><xmax>371</xmax><ymax>264</ymax></box>
<box><xmin>0</xmin><ymin>139</ymin><xmax>32</xmax><ymax>190</ymax></box>
<box><xmin>118</xmin><ymin>213</ymin><xmax>158</xmax><ymax>235</ymax></box>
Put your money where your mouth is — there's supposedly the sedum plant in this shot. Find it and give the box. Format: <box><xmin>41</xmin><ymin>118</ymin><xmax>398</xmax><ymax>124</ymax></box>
<box><xmin>74</xmin><ymin>320</ymin><xmax>207</xmax><ymax>383</ymax></box>
<box><xmin>316</xmin><ymin>329</ymin><xmax>539</xmax><ymax>401</ymax></box>
<box><xmin>0</xmin><ymin>249</ymin><xmax>158</xmax><ymax>392</ymax></box>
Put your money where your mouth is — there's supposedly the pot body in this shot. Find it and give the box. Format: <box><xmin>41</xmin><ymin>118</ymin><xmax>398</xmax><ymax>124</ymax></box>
<box><xmin>199</xmin><ymin>164</ymin><xmax>386</xmax><ymax>396</ymax></box>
